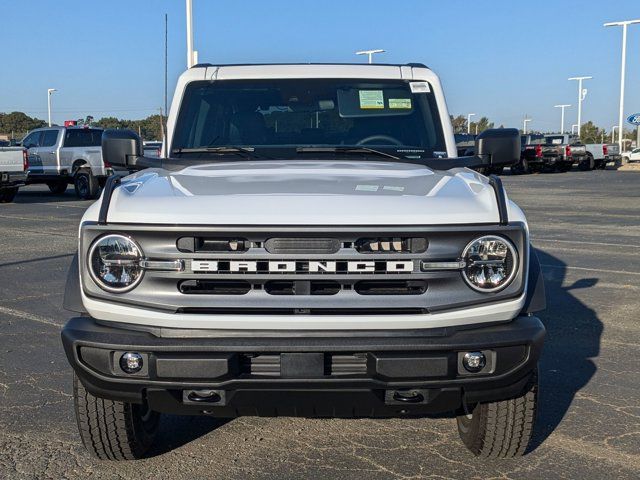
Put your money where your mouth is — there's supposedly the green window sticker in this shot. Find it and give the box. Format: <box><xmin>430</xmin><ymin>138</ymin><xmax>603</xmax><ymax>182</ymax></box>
<box><xmin>389</xmin><ymin>98</ymin><xmax>412</xmax><ymax>109</ymax></box>
<box><xmin>359</xmin><ymin>90</ymin><xmax>384</xmax><ymax>109</ymax></box>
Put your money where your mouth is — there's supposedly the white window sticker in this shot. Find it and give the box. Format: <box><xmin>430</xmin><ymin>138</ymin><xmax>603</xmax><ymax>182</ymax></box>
<box><xmin>409</xmin><ymin>82</ymin><xmax>431</xmax><ymax>93</ymax></box>
<box><xmin>356</xmin><ymin>184</ymin><xmax>379</xmax><ymax>192</ymax></box>
<box><xmin>359</xmin><ymin>90</ymin><xmax>384</xmax><ymax>109</ymax></box>
<box><xmin>388</xmin><ymin>98</ymin><xmax>412</xmax><ymax>109</ymax></box>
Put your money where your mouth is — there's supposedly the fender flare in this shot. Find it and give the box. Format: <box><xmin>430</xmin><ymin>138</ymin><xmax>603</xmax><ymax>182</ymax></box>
<box><xmin>63</xmin><ymin>253</ymin><xmax>87</xmax><ymax>314</ymax></box>
<box><xmin>521</xmin><ymin>246</ymin><xmax>546</xmax><ymax>314</ymax></box>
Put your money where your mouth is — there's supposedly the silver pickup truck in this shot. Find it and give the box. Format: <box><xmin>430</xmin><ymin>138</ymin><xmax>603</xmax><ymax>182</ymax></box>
<box><xmin>583</xmin><ymin>143</ymin><xmax>622</xmax><ymax>170</ymax></box>
<box><xmin>22</xmin><ymin>126</ymin><xmax>113</xmax><ymax>199</ymax></box>
<box><xmin>0</xmin><ymin>146</ymin><xmax>28</xmax><ymax>203</ymax></box>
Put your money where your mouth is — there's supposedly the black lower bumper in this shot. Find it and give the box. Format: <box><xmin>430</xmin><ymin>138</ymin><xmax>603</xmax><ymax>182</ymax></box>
<box><xmin>62</xmin><ymin>316</ymin><xmax>545</xmax><ymax>417</ymax></box>
<box><xmin>0</xmin><ymin>171</ymin><xmax>27</xmax><ymax>187</ymax></box>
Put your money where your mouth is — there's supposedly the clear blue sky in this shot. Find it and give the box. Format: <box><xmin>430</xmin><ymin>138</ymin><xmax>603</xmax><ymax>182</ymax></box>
<box><xmin>2</xmin><ymin>0</ymin><xmax>640</xmax><ymax>132</ymax></box>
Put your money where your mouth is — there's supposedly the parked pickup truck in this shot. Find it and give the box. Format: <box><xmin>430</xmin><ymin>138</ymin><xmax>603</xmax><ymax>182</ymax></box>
<box><xmin>512</xmin><ymin>134</ymin><xmax>544</xmax><ymax>174</ymax></box>
<box><xmin>537</xmin><ymin>134</ymin><xmax>587</xmax><ymax>172</ymax></box>
<box><xmin>583</xmin><ymin>143</ymin><xmax>622</xmax><ymax>170</ymax></box>
<box><xmin>22</xmin><ymin>126</ymin><xmax>113</xmax><ymax>199</ymax></box>
<box><xmin>0</xmin><ymin>146</ymin><xmax>28</xmax><ymax>202</ymax></box>
<box><xmin>62</xmin><ymin>63</ymin><xmax>545</xmax><ymax>461</ymax></box>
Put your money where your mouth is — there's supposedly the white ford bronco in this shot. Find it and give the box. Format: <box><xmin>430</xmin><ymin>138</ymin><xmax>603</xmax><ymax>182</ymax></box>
<box><xmin>62</xmin><ymin>63</ymin><xmax>545</xmax><ymax>460</ymax></box>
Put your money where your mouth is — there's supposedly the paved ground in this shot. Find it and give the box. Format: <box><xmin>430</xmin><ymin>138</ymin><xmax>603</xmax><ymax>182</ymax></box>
<box><xmin>0</xmin><ymin>170</ymin><xmax>638</xmax><ymax>479</ymax></box>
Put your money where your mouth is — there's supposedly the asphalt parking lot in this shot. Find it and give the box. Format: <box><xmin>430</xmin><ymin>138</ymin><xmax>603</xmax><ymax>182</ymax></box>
<box><xmin>0</xmin><ymin>170</ymin><xmax>639</xmax><ymax>479</ymax></box>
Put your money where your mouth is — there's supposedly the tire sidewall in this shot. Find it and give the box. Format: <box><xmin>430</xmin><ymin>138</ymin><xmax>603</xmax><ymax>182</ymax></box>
<box><xmin>74</xmin><ymin>169</ymin><xmax>99</xmax><ymax>200</ymax></box>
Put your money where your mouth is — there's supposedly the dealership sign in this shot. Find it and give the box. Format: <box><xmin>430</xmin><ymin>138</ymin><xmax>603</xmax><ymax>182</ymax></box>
<box><xmin>627</xmin><ymin>113</ymin><xmax>640</xmax><ymax>125</ymax></box>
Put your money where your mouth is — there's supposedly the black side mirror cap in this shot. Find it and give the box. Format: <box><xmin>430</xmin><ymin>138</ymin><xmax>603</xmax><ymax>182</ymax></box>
<box><xmin>102</xmin><ymin>129</ymin><xmax>149</xmax><ymax>170</ymax></box>
<box><xmin>475</xmin><ymin>128</ymin><xmax>520</xmax><ymax>167</ymax></box>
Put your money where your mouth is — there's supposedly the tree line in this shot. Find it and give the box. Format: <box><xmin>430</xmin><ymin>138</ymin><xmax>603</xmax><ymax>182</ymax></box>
<box><xmin>0</xmin><ymin>111</ymin><xmax>166</xmax><ymax>141</ymax></box>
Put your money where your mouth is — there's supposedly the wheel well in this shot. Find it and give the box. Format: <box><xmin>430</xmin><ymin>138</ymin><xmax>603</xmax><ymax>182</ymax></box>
<box><xmin>72</xmin><ymin>160</ymin><xmax>88</xmax><ymax>175</ymax></box>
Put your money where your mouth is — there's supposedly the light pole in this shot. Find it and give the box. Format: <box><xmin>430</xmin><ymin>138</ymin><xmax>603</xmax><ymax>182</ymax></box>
<box><xmin>186</xmin><ymin>0</ymin><xmax>198</xmax><ymax>68</ymax></box>
<box><xmin>612</xmin><ymin>126</ymin><xmax>619</xmax><ymax>143</ymax></box>
<box><xmin>568</xmin><ymin>76</ymin><xmax>592</xmax><ymax>138</ymax></box>
<box><xmin>466</xmin><ymin>113</ymin><xmax>475</xmax><ymax>134</ymax></box>
<box><xmin>47</xmin><ymin>88</ymin><xmax>57</xmax><ymax>127</ymax></box>
<box><xmin>554</xmin><ymin>104</ymin><xmax>571</xmax><ymax>133</ymax></box>
<box><xmin>523</xmin><ymin>117</ymin><xmax>532</xmax><ymax>135</ymax></box>
<box><xmin>355</xmin><ymin>49</ymin><xmax>385</xmax><ymax>64</ymax></box>
<box><xmin>604</xmin><ymin>20</ymin><xmax>640</xmax><ymax>154</ymax></box>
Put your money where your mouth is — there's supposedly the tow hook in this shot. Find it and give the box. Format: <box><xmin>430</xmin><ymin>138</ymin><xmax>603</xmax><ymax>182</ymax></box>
<box><xmin>388</xmin><ymin>389</ymin><xmax>426</xmax><ymax>404</ymax></box>
<box><xmin>184</xmin><ymin>389</ymin><xmax>223</xmax><ymax>404</ymax></box>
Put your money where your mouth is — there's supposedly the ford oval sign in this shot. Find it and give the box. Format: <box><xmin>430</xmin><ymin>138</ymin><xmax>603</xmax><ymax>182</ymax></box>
<box><xmin>627</xmin><ymin>113</ymin><xmax>640</xmax><ymax>125</ymax></box>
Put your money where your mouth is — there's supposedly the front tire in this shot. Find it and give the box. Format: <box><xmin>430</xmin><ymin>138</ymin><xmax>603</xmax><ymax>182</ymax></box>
<box><xmin>73</xmin><ymin>374</ymin><xmax>159</xmax><ymax>460</ymax></box>
<box><xmin>74</xmin><ymin>168</ymin><xmax>100</xmax><ymax>200</ymax></box>
<box><xmin>456</xmin><ymin>370</ymin><xmax>538</xmax><ymax>458</ymax></box>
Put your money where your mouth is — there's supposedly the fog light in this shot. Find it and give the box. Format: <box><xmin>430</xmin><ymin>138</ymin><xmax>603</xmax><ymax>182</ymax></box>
<box><xmin>119</xmin><ymin>352</ymin><xmax>143</xmax><ymax>374</ymax></box>
<box><xmin>462</xmin><ymin>352</ymin><xmax>486</xmax><ymax>372</ymax></box>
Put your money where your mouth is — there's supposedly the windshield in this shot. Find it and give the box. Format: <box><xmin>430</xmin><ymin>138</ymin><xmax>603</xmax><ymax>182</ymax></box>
<box><xmin>171</xmin><ymin>79</ymin><xmax>446</xmax><ymax>159</ymax></box>
<box><xmin>545</xmin><ymin>136</ymin><xmax>567</xmax><ymax>145</ymax></box>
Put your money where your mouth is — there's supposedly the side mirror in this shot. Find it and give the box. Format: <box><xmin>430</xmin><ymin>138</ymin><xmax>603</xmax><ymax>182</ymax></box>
<box><xmin>475</xmin><ymin>128</ymin><xmax>520</xmax><ymax>167</ymax></box>
<box><xmin>102</xmin><ymin>129</ymin><xmax>148</xmax><ymax>170</ymax></box>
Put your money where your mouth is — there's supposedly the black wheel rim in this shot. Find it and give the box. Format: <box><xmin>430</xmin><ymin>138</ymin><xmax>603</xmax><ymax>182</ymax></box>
<box><xmin>77</xmin><ymin>176</ymin><xmax>88</xmax><ymax>197</ymax></box>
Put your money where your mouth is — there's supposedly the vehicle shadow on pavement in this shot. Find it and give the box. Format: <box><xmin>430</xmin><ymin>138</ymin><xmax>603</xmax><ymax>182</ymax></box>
<box><xmin>149</xmin><ymin>414</ymin><xmax>230</xmax><ymax>457</ymax></box>
<box><xmin>14</xmin><ymin>188</ymin><xmax>86</xmax><ymax>204</ymax></box>
<box><xmin>529</xmin><ymin>248</ymin><xmax>602</xmax><ymax>451</ymax></box>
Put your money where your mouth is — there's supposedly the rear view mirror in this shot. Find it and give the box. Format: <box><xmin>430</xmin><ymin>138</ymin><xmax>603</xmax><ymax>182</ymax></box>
<box><xmin>102</xmin><ymin>129</ymin><xmax>143</xmax><ymax>169</ymax></box>
<box><xmin>475</xmin><ymin>128</ymin><xmax>520</xmax><ymax>167</ymax></box>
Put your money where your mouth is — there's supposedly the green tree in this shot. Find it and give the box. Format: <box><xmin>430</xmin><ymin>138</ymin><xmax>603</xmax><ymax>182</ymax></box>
<box><xmin>579</xmin><ymin>121</ymin><xmax>607</xmax><ymax>144</ymax></box>
<box><xmin>470</xmin><ymin>116</ymin><xmax>494</xmax><ymax>134</ymax></box>
<box><xmin>0</xmin><ymin>112</ymin><xmax>46</xmax><ymax>137</ymax></box>
<box><xmin>94</xmin><ymin>114</ymin><xmax>166</xmax><ymax>140</ymax></box>
<box><xmin>450</xmin><ymin>115</ymin><xmax>467</xmax><ymax>134</ymax></box>
<box><xmin>450</xmin><ymin>115</ymin><xmax>494</xmax><ymax>134</ymax></box>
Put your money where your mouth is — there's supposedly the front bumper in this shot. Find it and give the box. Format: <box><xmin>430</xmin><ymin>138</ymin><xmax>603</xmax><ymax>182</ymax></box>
<box><xmin>62</xmin><ymin>315</ymin><xmax>545</xmax><ymax>417</ymax></box>
<box><xmin>0</xmin><ymin>171</ymin><xmax>27</xmax><ymax>187</ymax></box>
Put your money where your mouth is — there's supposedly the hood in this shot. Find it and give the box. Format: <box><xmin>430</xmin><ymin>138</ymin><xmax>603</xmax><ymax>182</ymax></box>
<box><xmin>102</xmin><ymin>160</ymin><xmax>501</xmax><ymax>225</ymax></box>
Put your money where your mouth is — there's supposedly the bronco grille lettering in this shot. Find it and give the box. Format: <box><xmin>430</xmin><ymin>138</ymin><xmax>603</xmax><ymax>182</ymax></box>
<box><xmin>191</xmin><ymin>260</ymin><xmax>415</xmax><ymax>274</ymax></box>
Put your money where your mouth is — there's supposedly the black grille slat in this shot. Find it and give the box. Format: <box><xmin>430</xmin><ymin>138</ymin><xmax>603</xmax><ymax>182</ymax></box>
<box><xmin>179</xmin><ymin>280</ymin><xmax>251</xmax><ymax>295</ymax></box>
<box><xmin>241</xmin><ymin>354</ymin><xmax>367</xmax><ymax>376</ymax></box>
<box><xmin>355</xmin><ymin>280</ymin><xmax>427</xmax><ymax>296</ymax></box>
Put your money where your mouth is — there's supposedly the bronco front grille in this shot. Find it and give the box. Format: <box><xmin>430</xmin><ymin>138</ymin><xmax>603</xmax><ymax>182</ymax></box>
<box><xmin>80</xmin><ymin>225</ymin><xmax>527</xmax><ymax>315</ymax></box>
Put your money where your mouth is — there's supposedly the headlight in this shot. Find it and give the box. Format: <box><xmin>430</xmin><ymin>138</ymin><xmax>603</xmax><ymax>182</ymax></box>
<box><xmin>462</xmin><ymin>235</ymin><xmax>518</xmax><ymax>292</ymax></box>
<box><xmin>88</xmin><ymin>234</ymin><xmax>144</xmax><ymax>293</ymax></box>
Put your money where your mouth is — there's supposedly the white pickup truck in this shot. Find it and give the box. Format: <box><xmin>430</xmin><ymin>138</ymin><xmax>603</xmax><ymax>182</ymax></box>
<box><xmin>0</xmin><ymin>146</ymin><xmax>27</xmax><ymax>203</ymax></box>
<box><xmin>583</xmin><ymin>143</ymin><xmax>622</xmax><ymax>170</ymax></box>
<box><xmin>62</xmin><ymin>63</ymin><xmax>546</xmax><ymax>461</ymax></box>
<box><xmin>22</xmin><ymin>126</ymin><xmax>113</xmax><ymax>199</ymax></box>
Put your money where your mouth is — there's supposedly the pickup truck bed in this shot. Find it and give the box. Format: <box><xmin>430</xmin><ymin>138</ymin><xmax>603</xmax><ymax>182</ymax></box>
<box><xmin>0</xmin><ymin>147</ymin><xmax>27</xmax><ymax>202</ymax></box>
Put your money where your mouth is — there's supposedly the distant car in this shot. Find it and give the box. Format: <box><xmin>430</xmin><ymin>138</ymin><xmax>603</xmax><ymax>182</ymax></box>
<box><xmin>143</xmin><ymin>141</ymin><xmax>162</xmax><ymax>158</ymax></box>
<box><xmin>454</xmin><ymin>133</ymin><xmax>475</xmax><ymax>157</ymax></box>
<box><xmin>622</xmin><ymin>148</ymin><xmax>640</xmax><ymax>163</ymax></box>
<box><xmin>22</xmin><ymin>126</ymin><xmax>113</xmax><ymax>199</ymax></box>
<box><xmin>0</xmin><ymin>140</ymin><xmax>9</xmax><ymax>147</ymax></box>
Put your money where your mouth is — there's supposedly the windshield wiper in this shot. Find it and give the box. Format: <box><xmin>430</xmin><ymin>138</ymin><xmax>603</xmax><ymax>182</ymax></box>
<box><xmin>296</xmin><ymin>146</ymin><xmax>400</xmax><ymax>160</ymax></box>
<box><xmin>171</xmin><ymin>146</ymin><xmax>265</xmax><ymax>159</ymax></box>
